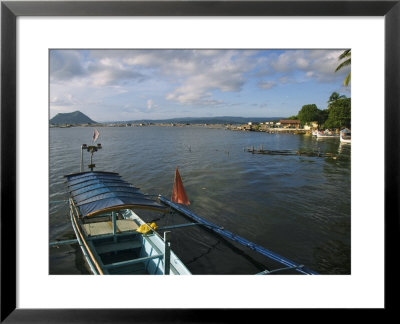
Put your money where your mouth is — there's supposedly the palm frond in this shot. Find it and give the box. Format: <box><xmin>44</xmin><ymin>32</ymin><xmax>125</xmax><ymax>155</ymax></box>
<box><xmin>336</xmin><ymin>49</ymin><xmax>351</xmax><ymax>86</ymax></box>
<box><xmin>338</xmin><ymin>49</ymin><xmax>351</xmax><ymax>60</ymax></box>
<box><xmin>344</xmin><ymin>72</ymin><xmax>351</xmax><ymax>86</ymax></box>
<box><xmin>335</xmin><ymin>59</ymin><xmax>351</xmax><ymax>72</ymax></box>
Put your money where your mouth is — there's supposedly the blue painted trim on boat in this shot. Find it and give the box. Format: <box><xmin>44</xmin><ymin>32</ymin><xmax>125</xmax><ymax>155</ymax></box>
<box><xmin>159</xmin><ymin>196</ymin><xmax>318</xmax><ymax>275</ymax></box>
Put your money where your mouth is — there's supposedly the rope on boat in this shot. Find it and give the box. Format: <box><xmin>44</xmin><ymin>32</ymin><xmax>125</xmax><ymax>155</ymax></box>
<box><xmin>159</xmin><ymin>196</ymin><xmax>318</xmax><ymax>275</ymax></box>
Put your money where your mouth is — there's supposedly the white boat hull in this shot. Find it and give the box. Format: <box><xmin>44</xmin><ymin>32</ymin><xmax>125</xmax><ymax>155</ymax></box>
<box><xmin>316</xmin><ymin>131</ymin><xmax>339</xmax><ymax>138</ymax></box>
<box><xmin>340</xmin><ymin>136</ymin><xmax>351</xmax><ymax>143</ymax></box>
<box><xmin>316</xmin><ymin>134</ymin><xmax>339</xmax><ymax>138</ymax></box>
<box><xmin>340</xmin><ymin>129</ymin><xmax>351</xmax><ymax>143</ymax></box>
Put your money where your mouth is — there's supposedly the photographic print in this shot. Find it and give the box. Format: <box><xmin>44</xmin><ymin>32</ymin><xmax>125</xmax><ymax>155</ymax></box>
<box><xmin>2</xmin><ymin>0</ymin><xmax>395</xmax><ymax>317</ymax></box>
<box><xmin>49</xmin><ymin>49</ymin><xmax>351</xmax><ymax>276</ymax></box>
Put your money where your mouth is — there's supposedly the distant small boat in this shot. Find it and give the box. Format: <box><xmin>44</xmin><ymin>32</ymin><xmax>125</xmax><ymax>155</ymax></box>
<box><xmin>316</xmin><ymin>130</ymin><xmax>339</xmax><ymax>138</ymax></box>
<box><xmin>340</xmin><ymin>128</ymin><xmax>351</xmax><ymax>143</ymax></box>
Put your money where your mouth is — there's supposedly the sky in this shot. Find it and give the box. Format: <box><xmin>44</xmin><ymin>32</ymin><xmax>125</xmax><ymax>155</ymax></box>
<box><xmin>49</xmin><ymin>49</ymin><xmax>351</xmax><ymax>122</ymax></box>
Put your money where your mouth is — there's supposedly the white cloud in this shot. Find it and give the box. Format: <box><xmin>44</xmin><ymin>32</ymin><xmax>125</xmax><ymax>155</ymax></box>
<box><xmin>50</xmin><ymin>50</ymin><xmax>85</xmax><ymax>81</ymax></box>
<box><xmin>50</xmin><ymin>50</ymin><xmax>145</xmax><ymax>87</ymax></box>
<box><xmin>146</xmin><ymin>99</ymin><xmax>158</xmax><ymax>111</ymax></box>
<box><xmin>258</xmin><ymin>80</ymin><xmax>276</xmax><ymax>90</ymax></box>
<box><xmin>50</xmin><ymin>93</ymin><xmax>77</xmax><ymax>106</ymax></box>
<box><xmin>306</xmin><ymin>71</ymin><xmax>315</xmax><ymax>78</ymax></box>
<box><xmin>162</xmin><ymin>50</ymin><xmax>253</xmax><ymax>105</ymax></box>
<box><xmin>268</xmin><ymin>49</ymin><xmax>350</xmax><ymax>83</ymax></box>
<box><xmin>51</xmin><ymin>49</ymin><xmax>257</xmax><ymax>107</ymax></box>
<box><xmin>98</xmin><ymin>50</ymin><xmax>256</xmax><ymax>105</ymax></box>
<box><xmin>296</xmin><ymin>56</ymin><xmax>309</xmax><ymax>69</ymax></box>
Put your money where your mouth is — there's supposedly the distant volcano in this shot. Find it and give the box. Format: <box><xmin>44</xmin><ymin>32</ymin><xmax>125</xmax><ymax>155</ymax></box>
<box><xmin>50</xmin><ymin>111</ymin><xmax>97</xmax><ymax>125</ymax></box>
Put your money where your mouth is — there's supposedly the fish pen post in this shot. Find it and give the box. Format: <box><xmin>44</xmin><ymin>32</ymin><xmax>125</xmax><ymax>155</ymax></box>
<box><xmin>163</xmin><ymin>231</ymin><xmax>171</xmax><ymax>275</ymax></box>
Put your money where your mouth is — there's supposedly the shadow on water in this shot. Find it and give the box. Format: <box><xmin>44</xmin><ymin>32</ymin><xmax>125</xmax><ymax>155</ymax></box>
<box><xmin>49</xmin><ymin>234</ymin><xmax>90</xmax><ymax>275</ymax></box>
<box><xmin>146</xmin><ymin>209</ymin><xmax>270</xmax><ymax>274</ymax></box>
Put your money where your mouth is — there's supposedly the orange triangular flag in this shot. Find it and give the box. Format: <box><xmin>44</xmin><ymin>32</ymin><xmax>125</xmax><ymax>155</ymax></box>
<box><xmin>171</xmin><ymin>167</ymin><xmax>190</xmax><ymax>205</ymax></box>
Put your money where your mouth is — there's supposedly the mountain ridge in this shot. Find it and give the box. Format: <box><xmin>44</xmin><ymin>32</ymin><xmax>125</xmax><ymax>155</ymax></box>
<box><xmin>50</xmin><ymin>111</ymin><xmax>97</xmax><ymax>125</ymax></box>
<box><xmin>50</xmin><ymin>111</ymin><xmax>286</xmax><ymax>125</ymax></box>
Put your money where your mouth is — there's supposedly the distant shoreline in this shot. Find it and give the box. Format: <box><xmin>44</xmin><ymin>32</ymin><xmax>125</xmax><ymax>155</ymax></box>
<box><xmin>49</xmin><ymin>122</ymin><xmax>312</xmax><ymax>134</ymax></box>
<box><xmin>49</xmin><ymin>122</ymin><xmax>227</xmax><ymax>129</ymax></box>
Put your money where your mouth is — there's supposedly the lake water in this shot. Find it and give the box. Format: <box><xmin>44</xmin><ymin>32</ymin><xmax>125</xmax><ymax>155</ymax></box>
<box><xmin>49</xmin><ymin>126</ymin><xmax>351</xmax><ymax>275</ymax></box>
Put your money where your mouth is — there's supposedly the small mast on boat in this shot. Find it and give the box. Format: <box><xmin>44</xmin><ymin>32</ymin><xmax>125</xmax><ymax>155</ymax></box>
<box><xmin>80</xmin><ymin>128</ymin><xmax>102</xmax><ymax>172</ymax></box>
<box><xmin>80</xmin><ymin>143</ymin><xmax>102</xmax><ymax>171</ymax></box>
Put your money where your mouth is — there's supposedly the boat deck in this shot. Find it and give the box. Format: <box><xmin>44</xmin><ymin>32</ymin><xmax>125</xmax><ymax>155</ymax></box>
<box><xmin>82</xmin><ymin>219</ymin><xmax>139</xmax><ymax>237</ymax></box>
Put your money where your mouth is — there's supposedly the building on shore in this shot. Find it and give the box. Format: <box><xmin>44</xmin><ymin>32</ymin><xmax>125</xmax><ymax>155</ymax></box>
<box><xmin>259</xmin><ymin>123</ymin><xmax>271</xmax><ymax>131</ymax></box>
<box><xmin>279</xmin><ymin>120</ymin><xmax>301</xmax><ymax>129</ymax></box>
<box><xmin>303</xmin><ymin>121</ymin><xmax>319</xmax><ymax>130</ymax></box>
<box><xmin>242</xmin><ymin>123</ymin><xmax>253</xmax><ymax>131</ymax></box>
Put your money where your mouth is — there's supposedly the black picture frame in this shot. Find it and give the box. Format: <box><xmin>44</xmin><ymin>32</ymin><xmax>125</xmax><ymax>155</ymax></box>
<box><xmin>1</xmin><ymin>0</ymin><xmax>399</xmax><ymax>322</ymax></box>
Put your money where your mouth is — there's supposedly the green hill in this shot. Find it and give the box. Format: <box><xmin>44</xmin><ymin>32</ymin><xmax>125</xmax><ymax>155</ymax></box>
<box><xmin>50</xmin><ymin>111</ymin><xmax>97</xmax><ymax>125</ymax></box>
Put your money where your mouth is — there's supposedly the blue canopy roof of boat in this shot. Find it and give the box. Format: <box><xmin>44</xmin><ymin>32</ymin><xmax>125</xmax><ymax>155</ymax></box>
<box><xmin>65</xmin><ymin>171</ymin><xmax>166</xmax><ymax>217</ymax></box>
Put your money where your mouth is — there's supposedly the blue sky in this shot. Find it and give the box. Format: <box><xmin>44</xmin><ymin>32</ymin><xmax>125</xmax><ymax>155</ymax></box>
<box><xmin>50</xmin><ymin>49</ymin><xmax>350</xmax><ymax>122</ymax></box>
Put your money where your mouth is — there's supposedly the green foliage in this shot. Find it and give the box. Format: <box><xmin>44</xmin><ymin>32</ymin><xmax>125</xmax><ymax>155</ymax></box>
<box><xmin>328</xmin><ymin>92</ymin><xmax>346</xmax><ymax>106</ymax></box>
<box><xmin>287</xmin><ymin>115</ymin><xmax>298</xmax><ymax>120</ymax></box>
<box><xmin>319</xmin><ymin>109</ymin><xmax>329</xmax><ymax>128</ymax></box>
<box><xmin>297</xmin><ymin>104</ymin><xmax>321</xmax><ymax>125</ymax></box>
<box><xmin>294</xmin><ymin>92</ymin><xmax>350</xmax><ymax>129</ymax></box>
<box><xmin>324</xmin><ymin>98</ymin><xmax>351</xmax><ymax>129</ymax></box>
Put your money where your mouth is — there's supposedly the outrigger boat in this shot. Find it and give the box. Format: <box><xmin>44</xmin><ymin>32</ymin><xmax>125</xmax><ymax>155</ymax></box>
<box><xmin>65</xmin><ymin>169</ymin><xmax>191</xmax><ymax>275</ymax></box>
<box><xmin>50</xmin><ymin>131</ymin><xmax>318</xmax><ymax>275</ymax></box>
